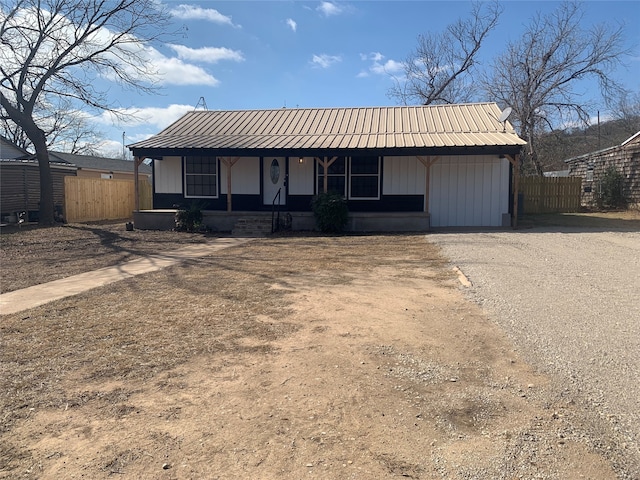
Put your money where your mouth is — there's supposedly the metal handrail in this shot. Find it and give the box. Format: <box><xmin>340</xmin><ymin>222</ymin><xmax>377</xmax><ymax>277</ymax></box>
<box><xmin>271</xmin><ymin>188</ymin><xmax>281</xmax><ymax>233</ymax></box>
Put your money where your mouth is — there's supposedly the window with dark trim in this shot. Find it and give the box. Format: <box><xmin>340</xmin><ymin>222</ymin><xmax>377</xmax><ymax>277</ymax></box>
<box><xmin>349</xmin><ymin>156</ymin><xmax>380</xmax><ymax>199</ymax></box>
<box><xmin>184</xmin><ymin>156</ymin><xmax>218</xmax><ymax>198</ymax></box>
<box><xmin>317</xmin><ymin>156</ymin><xmax>346</xmax><ymax>195</ymax></box>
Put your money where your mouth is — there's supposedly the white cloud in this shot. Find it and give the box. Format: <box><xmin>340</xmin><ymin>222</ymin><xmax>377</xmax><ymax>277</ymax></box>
<box><xmin>167</xmin><ymin>44</ymin><xmax>244</xmax><ymax>64</ymax></box>
<box><xmin>359</xmin><ymin>52</ymin><xmax>403</xmax><ymax>77</ymax></box>
<box><xmin>317</xmin><ymin>2</ymin><xmax>344</xmax><ymax>17</ymax></box>
<box><xmin>95</xmin><ymin>104</ymin><xmax>196</xmax><ymax>130</ymax></box>
<box><xmin>371</xmin><ymin>59</ymin><xmax>403</xmax><ymax>75</ymax></box>
<box><xmin>0</xmin><ymin>5</ymin><xmax>219</xmax><ymax>91</ymax></box>
<box><xmin>286</xmin><ymin>18</ymin><xmax>297</xmax><ymax>32</ymax></box>
<box><xmin>169</xmin><ymin>5</ymin><xmax>239</xmax><ymax>27</ymax></box>
<box><xmin>158</xmin><ymin>59</ymin><xmax>219</xmax><ymax>86</ymax></box>
<box><xmin>120</xmin><ymin>45</ymin><xmax>219</xmax><ymax>86</ymax></box>
<box><xmin>95</xmin><ymin>138</ymin><xmax>129</xmax><ymax>158</ymax></box>
<box><xmin>311</xmin><ymin>54</ymin><xmax>342</xmax><ymax>69</ymax></box>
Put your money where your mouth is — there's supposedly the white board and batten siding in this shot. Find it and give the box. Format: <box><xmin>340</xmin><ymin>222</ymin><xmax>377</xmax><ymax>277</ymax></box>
<box><xmin>429</xmin><ymin>155</ymin><xmax>510</xmax><ymax>227</ymax></box>
<box><xmin>288</xmin><ymin>157</ymin><xmax>315</xmax><ymax>195</ymax></box>
<box><xmin>220</xmin><ymin>157</ymin><xmax>259</xmax><ymax>195</ymax></box>
<box><xmin>154</xmin><ymin>156</ymin><xmax>182</xmax><ymax>193</ymax></box>
<box><xmin>383</xmin><ymin>156</ymin><xmax>426</xmax><ymax>195</ymax></box>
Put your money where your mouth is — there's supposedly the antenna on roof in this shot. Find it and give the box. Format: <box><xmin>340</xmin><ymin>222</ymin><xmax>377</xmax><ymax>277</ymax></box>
<box><xmin>498</xmin><ymin>107</ymin><xmax>512</xmax><ymax>132</ymax></box>
<box><xmin>194</xmin><ymin>97</ymin><xmax>208</xmax><ymax>110</ymax></box>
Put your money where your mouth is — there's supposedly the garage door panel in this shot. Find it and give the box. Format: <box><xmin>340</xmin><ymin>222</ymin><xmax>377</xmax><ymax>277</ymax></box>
<box><xmin>430</xmin><ymin>156</ymin><xmax>509</xmax><ymax>227</ymax></box>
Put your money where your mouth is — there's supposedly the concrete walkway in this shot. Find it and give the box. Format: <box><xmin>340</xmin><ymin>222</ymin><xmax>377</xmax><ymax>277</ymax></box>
<box><xmin>0</xmin><ymin>237</ymin><xmax>251</xmax><ymax>316</ymax></box>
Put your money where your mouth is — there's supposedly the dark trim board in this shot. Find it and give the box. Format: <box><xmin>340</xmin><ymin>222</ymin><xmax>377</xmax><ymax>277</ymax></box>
<box><xmin>286</xmin><ymin>195</ymin><xmax>314</xmax><ymax>211</ymax></box>
<box><xmin>135</xmin><ymin>145</ymin><xmax>523</xmax><ymax>161</ymax></box>
<box><xmin>153</xmin><ymin>192</ymin><xmax>424</xmax><ymax>213</ymax></box>
<box><xmin>153</xmin><ymin>193</ymin><xmax>227</xmax><ymax>210</ymax></box>
<box><xmin>349</xmin><ymin>195</ymin><xmax>423</xmax><ymax>212</ymax></box>
<box><xmin>133</xmin><ymin>209</ymin><xmax>431</xmax><ymax>232</ymax></box>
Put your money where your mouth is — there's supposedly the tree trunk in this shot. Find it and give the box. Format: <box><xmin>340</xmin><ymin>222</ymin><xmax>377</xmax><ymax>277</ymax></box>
<box><xmin>522</xmin><ymin>120</ymin><xmax>544</xmax><ymax>176</ymax></box>
<box><xmin>25</xmin><ymin>123</ymin><xmax>55</xmax><ymax>225</ymax></box>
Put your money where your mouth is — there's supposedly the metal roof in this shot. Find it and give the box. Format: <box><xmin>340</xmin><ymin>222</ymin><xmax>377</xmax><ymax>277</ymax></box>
<box><xmin>621</xmin><ymin>130</ymin><xmax>640</xmax><ymax>147</ymax></box>
<box><xmin>129</xmin><ymin>103</ymin><xmax>525</xmax><ymax>154</ymax></box>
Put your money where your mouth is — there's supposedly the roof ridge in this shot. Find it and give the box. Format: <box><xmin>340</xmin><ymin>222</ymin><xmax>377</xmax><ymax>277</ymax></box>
<box><xmin>187</xmin><ymin>102</ymin><xmax>499</xmax><ymax>114</ymax></box>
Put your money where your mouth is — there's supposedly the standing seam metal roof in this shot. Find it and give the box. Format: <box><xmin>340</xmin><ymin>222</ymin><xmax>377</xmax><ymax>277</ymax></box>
<box><xmin>129</xmin><ymin>103</ymin><xmax>526</xmax><ymax>151</ymax></box>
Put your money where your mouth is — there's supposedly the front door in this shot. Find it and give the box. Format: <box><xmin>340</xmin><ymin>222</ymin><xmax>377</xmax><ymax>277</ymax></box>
<box><xmin>263</xmin><ymin>157</ymin><xmax>286</xmax><ymax>205</ymax></box>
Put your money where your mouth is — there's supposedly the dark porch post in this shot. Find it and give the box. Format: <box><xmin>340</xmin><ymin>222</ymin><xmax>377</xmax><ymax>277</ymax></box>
<box><xmin>134</xmin><ymin>156</ymin><xmax>146</xmax><ymax>211</ymax></box>
<box><xmin>505</xmin><ymin>154</ymin><xmax>520</xmax><ymax>228</ymax></box>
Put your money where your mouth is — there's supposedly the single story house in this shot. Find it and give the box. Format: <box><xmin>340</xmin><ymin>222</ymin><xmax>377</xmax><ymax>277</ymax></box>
<box><xmin>565</xmin><ymin>131</ymin><xmax>640</xmax><ymax>207</ymax></box>
<box><xmin>1</xmin><ymin>136</ymin><xmax>75</xmax><ymax>222</ymax></box>
<box><xmin>129</xmin><ymin>103</ymin><xmax>526</xmax><ymax>232</ymax></box>
<box><xmin>0</xmin><ymin>134</ymin><xmax>29</xmax><ymax>159</ymax></box>
<box><xmin>1</xmin><ymin>135</ymin><xmax>151</xmax><ymax>222</ymax></box>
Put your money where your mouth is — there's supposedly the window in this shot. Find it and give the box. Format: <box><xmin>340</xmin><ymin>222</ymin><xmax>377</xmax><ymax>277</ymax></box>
<box><xmin>184</xmin><ymin>156</ymin><xmax>217</xmax><ymax>198</ymax></box>
<box><xmin>317</xmin><ymin>156</ymin><xmax>346</xmax><ymax>195</ymax></box>
<box><xmin>586</xmin><ymin>164</ymin><xmax>594</xmax><ymax>182</ymax></box>
<box><xmin>349</xmin><ymin>156</ymin><xmax>380</xmax><ymax>199</ymax></box>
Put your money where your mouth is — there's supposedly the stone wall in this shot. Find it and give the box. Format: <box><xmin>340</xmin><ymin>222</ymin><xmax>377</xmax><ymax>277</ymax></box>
<box><xmin>566</xmin><ymin>135</ymin><xmax>640</xmax><ymax>207</ymax></box>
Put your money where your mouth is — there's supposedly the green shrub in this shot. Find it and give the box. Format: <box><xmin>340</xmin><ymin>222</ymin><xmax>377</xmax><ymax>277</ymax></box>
<box><xmin>175</xmin><ymin>202</ymin><xmax>204</xmax><ymax>232</ymax></box>
<box><xmin>311</xmin><ymin>192</ymin><xmax>348</xmax><ymax>233</ymax></box>
<box><xmin>596</xmin><ymin>166</ymin><xmax>627</xmax><ymax>210</ymax></box>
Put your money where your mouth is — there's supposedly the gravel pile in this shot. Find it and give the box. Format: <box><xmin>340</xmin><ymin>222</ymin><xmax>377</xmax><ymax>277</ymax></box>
<box><xmin>429</xmin><ymin>226</ymin><xmax>640</xmax><ymax>479</ymax></box>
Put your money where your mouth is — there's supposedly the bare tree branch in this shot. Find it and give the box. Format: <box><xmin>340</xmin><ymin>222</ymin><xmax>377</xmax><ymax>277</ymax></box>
<box><xmin>482</xmin><ymin>1</ymin><xmax>631</xmax><ymax>175</ymax></box>
<box><xmin>388</xmin><ymin>1</ymin><xmax>502</xmax><ymax>105</ymax></box>
<box><xmin>0</xmin><ymin>0</ymin><xmax>171</xmax><ymax>224</ymax></box>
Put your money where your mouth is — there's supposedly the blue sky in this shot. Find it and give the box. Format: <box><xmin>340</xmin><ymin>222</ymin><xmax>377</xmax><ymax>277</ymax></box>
<box><xmin>87</xmin><ymin>1</ymin><xmax>640</xmax><ymax>157</ymax></box>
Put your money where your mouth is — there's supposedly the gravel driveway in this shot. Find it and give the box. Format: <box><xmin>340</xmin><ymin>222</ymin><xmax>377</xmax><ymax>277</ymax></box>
<box><xmin>429</xmin><ymin>225</ymin><xmax>640</xmax><ymax>478</ymax></box>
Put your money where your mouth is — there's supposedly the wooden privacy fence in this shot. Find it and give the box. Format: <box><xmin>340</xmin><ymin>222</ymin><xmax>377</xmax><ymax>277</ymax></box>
<box><xmin>519</xmin><ymin>176</ymin><xmax>582</xmax><ymax>214</ymax></box>
<box><xmin>64</xmin><ymin>177</ymin><xmax>152</xmax><ymax>222</ymax></box>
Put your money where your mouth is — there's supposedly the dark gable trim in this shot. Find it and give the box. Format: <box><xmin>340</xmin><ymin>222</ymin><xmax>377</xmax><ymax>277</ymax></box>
<box><xmin>132</xmin><ymin>145</ymin><xmax>524</xmax><ymax>160</ymax></box>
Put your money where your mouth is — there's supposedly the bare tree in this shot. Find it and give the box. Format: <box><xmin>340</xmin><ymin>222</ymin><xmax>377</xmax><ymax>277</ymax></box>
<box><xmin>483</xmin><ymin>1</ymin><xmax>630</xmax><ymax>175</ymax></box>
<box><xmin>612</xmin><ymin>90</ymin><xmax>640</xmax><ymax>126</ymax></box>
<box><xmin>0</xmin><ymin>0</ymin><xmax>170</xmax><ymax>224</ymax></box>
<box><xmin>388</xmin><ymin>1</ymin><xmax>502</xmax><ymax>105</ymax></box>
<box><xmin>1</xmin><ymin>101</ymin><xmax>104</xmax><ymax>154</ymax></box>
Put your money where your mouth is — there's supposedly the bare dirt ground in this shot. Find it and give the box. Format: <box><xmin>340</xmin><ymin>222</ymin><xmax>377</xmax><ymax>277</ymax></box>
<box><xmin>0</xmin><ymin>218</ymin><xmax>633</xmax><ymax>479</ymax></box>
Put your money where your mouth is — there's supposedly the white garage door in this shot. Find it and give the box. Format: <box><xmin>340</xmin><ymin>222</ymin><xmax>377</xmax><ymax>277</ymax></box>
<box><xmin>429</xmin><ymin>155</ymin><xmax>510</xmax><ymax>227</ymax></box>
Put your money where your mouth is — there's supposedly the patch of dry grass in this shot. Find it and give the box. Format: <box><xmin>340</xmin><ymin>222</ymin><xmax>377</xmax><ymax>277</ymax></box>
<box><xmin>0</xmin><ymin>222</ymin><xmax>212</xmax><ymax>293</ymax></box>
<box><xmin>0</xmin><ymin>233</ymin><xmax>449</xmax><ymax>442</ymax></box>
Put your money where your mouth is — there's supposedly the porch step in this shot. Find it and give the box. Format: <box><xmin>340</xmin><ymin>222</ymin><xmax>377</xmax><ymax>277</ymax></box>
<box><xmin>231</xmin><ymin>216</ymin><xmax>273</xmax><ymax>237</ymax></box>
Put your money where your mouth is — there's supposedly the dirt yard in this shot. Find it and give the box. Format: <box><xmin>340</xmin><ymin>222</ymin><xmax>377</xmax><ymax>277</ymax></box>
<box><xmin>0</xmin><ymin>220</ymin><xmax>630</xmax><ymax>479</ymax></box>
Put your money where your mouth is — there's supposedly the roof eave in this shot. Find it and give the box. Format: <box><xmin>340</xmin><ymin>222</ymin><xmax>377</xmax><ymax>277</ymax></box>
<box><xmin>130</xmin><ymin>144</ymin><xmax>524</xmax><ymax>159</ymax></box>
